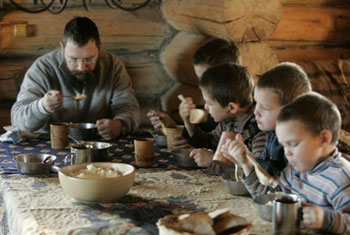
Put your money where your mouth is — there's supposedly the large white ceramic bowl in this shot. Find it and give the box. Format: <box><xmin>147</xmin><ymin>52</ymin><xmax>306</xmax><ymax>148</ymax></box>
<box><xmin>58</xmin><ymin>162</ymin><xmax>135</xmax><ymax>203</ymax></box>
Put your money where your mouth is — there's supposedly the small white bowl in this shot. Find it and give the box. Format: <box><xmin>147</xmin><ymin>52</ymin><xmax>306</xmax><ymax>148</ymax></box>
<box><xmin>58</xmin><ymin>162</ymin><xmax>135</xmax><ymax>203</ymax></box>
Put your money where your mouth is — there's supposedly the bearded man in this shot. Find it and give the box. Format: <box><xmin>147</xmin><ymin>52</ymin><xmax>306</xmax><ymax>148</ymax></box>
<box><xmin>11</xmin><ymin>16</ymin><xmax>140</xmax><ymax>140</ymax></box>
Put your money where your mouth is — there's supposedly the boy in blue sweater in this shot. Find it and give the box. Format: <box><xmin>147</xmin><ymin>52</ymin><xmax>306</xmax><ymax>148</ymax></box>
<box><xmin>244</xmin><ymin>62</ymin><xmax>311</xmax><ymax>177</ymax></box>
<box><xmin>223</xmin><ymin>92</ymin><xmax>350</xmax><ymax>234</ymax></box>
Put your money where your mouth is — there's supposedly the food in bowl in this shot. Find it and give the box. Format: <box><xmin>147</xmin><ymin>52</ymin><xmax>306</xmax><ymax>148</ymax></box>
<box><xmin>71</xmin><ymin>164</ymin><xmax>123</xmax><ymax>179</ymax></box>
<box><xmin>75</xmin><ymin>93</ymin><xmax>87</xmax><ymax>100</ymax></box>
<box><xmin>59</xmin><ymin>162</ymin><xmax>135</xmax><ymax>203</ymax></box>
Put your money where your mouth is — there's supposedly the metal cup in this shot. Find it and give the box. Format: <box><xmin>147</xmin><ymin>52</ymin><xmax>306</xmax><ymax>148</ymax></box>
<box><xmin>64</xmin><ymin>144</ymin><xmax>94</xmax><ymax>165</ymax></box>
<box><xmin>272</xmin><ymin>194</ymin><xmax>302</xmax><ymax>235</ymax></box>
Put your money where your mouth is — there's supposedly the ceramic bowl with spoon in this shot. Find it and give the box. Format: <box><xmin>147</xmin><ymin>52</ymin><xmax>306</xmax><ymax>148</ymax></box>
<box><xmin>177</xmin><ymin>94</ymin><xmax>207</xmax><ymax>124</ymax></box>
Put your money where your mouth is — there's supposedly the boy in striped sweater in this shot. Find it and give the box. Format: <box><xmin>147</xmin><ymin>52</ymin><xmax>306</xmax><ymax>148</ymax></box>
<box><xmin>223</xmin><ymin>92</ymin><xmax>350</xmax><ymax>234</ymax></box>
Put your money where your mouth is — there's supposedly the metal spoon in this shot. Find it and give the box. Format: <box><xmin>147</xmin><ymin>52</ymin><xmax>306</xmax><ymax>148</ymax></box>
<box><xmin>68</xmin><ymin>135</ymin><xmax>81</xmax><ymax>144</ymax></box>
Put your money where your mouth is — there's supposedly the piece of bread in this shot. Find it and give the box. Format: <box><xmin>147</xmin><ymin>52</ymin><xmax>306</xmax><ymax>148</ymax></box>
<box><xmin>213</xmin><ymin>214</ymin><xmax>251</xmax><ymax>234</ymax></box>
<box><xmin>157</xmin><ymin>212</ymin><xmax>215</xmax><ymax>235</ymax></box>
<box><xmin>157</xmin><ymin>208</ymin><xmax>252</xmax><ymax>235</ymax></box>
<box><xmin>208</xmin><ymin>208</ymin><xmax>231</xmax><ymax>220</ymax></box>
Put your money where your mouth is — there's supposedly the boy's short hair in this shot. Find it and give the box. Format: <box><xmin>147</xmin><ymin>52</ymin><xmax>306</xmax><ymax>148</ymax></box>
<box><xmin>192</xmin><ymin>38</ymin><xmax>241</xmax><ymax>66</ymax></box>
<box><xmin>257</xmin><ymin>62</ymin><xmax>312</xmax><ymax>105</ymax></box>
<box><xmin>62</xmin><ymin>16</ymin><xmax>101</xmax><ymax>48</ymax></box>
<box><xmin>199</xmin><ymin>63</ymin><xmax>254</xmax><ymax>108</ymax></box>
<box><xmin>277</xmin><ymin>92</ymin><xmax>341</xmax><ymax>144</ymax></box>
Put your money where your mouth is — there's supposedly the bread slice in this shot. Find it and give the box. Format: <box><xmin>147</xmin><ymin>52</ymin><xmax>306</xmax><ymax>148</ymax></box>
<box><xmin>213</xmin><ymin>214</ymin><xmax>251</xmax><ymax>234</ymax></box>
<box><xmin>157</xmin><ymin>212</ymin><xmax>215</xmax><ymax>235</ymax></box>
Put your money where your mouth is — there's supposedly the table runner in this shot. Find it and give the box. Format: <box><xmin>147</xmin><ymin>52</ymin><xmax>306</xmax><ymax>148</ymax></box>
<box><xmin>0</xmin><ymin>132</ymin><xmax>174</xmax><ymax>175</ymax></box>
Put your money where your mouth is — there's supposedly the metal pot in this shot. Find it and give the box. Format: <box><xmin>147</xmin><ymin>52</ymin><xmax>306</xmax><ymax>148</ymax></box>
<box><xmin>151</xmin><ymin>130</ymin><xmax>167</xmax><ymax>147</ymax></box>
<box><xmin>14</xmin><ymin>154</ymin><xmax>57</xmax><ymax>175</ymax></box>
<box><xmin>74</xmin><ymin>141</ymin><xmax>114</xmax><ymax>162</ymax></box>
<box><xmin>69</xmin><ymin>123</ymin><xmax>97</xmax><ymax>141</ymax></box>
<box><xmin>171</xmin><ymin>149</ymin><xmax>199</xmax><ymax>168</ymax></box>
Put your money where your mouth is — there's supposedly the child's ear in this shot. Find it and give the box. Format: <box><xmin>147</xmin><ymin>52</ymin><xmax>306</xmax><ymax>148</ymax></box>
<box><xmin>228</xmin><ymin>102</ymin><xmax>238</xmax><ymax>114</ymax></box>
<box><xmin>319</xmin><ymin>129</ymin><xmax>333</xmax><ymax>145</ymax></box>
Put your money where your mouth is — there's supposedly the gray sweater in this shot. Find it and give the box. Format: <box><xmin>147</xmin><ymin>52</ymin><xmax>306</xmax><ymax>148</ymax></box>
<box><xmin>11</xmin><ymin>49</ymin><xmax>140</xmax><ymax>134</ymax></box>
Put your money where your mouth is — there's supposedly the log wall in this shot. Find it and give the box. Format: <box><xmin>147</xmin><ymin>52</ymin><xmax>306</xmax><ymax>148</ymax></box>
<box><xmin>0</xmin><ymin>0</ymin><xmax>349</xmax><ymax>128</ymax></box>
<box><xmin>269</xmin><ymin>0</ymin><xmax>350</xmax><ymax>61</ymax></box>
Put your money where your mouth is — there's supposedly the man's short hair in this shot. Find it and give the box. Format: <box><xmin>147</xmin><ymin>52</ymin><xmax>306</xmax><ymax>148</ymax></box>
<box><xmin>199</xmin><ymin>63</ymin><xmax>254</xmax><ymax>108</ymax></box>
<box><xmin>62</xmin><ymin>16</ymin><xmax>101</xmax><ymax>48</ymax></box>
<box><xmin>277</xmin><ymin>92</ymin><xmax>341</xmax><ymax>144</ymax></box>
<box><xmin>257</xmin><ymin>62</ymin><xmax>312</xmax><ymax>105</ymax></box>
<box><xmin>192</xmin><ymin>38</ymin><xmax>241</xmax><ymax>67</ymax></box>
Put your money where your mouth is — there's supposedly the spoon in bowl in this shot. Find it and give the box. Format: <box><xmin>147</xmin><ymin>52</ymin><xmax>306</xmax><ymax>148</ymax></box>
<box><xmin>68</xmin><ymin>135</ymin><xmax>81</xmax><ymax>144</ymax></box>
<box><xmin>177</xmin><ymin>94</ymin><xmax>207</xmax><ymax>124</ymax></box>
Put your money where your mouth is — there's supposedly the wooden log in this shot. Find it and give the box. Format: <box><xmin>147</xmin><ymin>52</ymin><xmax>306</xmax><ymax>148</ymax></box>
<box><xmin>161</xmin><ymin>0</ymin><xmax>282</xmax><ymax>42</ymax></box>
<box><xmin>0</xmin><ymin>53</ymin><xmax>171</xmax><ymax>98</ymax></box>
<box><xmin>161</xmin><ymin>32</ymin><xmax>279</xmax><ymax>85</ymax></box>
<box><xmin>127</xmin><ymin>61</ymin><xmax>172</xmax><ymax>97</ymax></box>
<box><xmin>160</xmin><ymin>32</ymin><xmax>207</xmax><ymax>86</ymax></box>
<box><xmin>161</xmin><ymin>83</ymin><xmax>204</xmax><ymax>114</ymax></box>
<box><xmin>0</xmin><ymin>6</ymin><xmax>171</xmax><ymax>55</ymax></box>
<box><xmin>268</xmin><ymin>0</ymin><xmax>350</xmax><ymax>61</ymax></box>
<box><xmin>238</xmin><ymin>42</ymin><xmax>279</xmax><ymax>82</ymax></box>
<box><xmin>0</xmin><ymin>56</ymin><xmax>34</xmax><ymax>99</ymax></box>
<box><xmin>270</xmin><ymin>4</ymin><xmax>350</xmax><ymax>42</ymax></box>
<box><xmin>268</xmin><ymin>41</ymin><xmax>350</xmax><ymax>61</ymax></box>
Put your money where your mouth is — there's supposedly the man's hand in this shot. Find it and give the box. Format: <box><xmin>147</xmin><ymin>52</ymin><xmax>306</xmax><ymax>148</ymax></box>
<box><xmin>301</xmin><ymin>202</ymin><xmax>324</xmax><ymax>230</ymax></box>
<box><xmin>189</xmin><ymin>148</ymin><xmax>214</xmax><ymax>167</ymax></box>
<box><xmin>43</xmin><ymin>90</ymin><xmax>63</xmax><ymax>113</ymax></box>
<box><xmin>147</xmin><ymin>110</ymin><xmax>176</xmax><ymax>129</ymax></box>
<box><xmin>96</xmin><ymin>119</ymin><xmax>122</xmax><ymax>140</ymax></box>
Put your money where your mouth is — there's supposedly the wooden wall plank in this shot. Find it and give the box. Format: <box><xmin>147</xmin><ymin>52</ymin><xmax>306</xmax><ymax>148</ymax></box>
<box><xmin>269</xmin><ymin>0</ymin><xmax>350</xmax><ymax>61</ymax></box>
<box><xmin>270</xmin><ymin>5</ymin><xmax>350</xmax><ymax>42</ymax></box>
<box><xmin>268</xmin><ymin>41</ymin><xmax>350</xmax><ymax>61</ymax></box>
<box><xmin>0</xmin><ymin>6</ymin><xmax>171</xmax><ymax>55</ymax></box>
<box><xmin>161</xmin><ymin>0</ymin><xmax>282</xmax><ymax>42</ymax></box>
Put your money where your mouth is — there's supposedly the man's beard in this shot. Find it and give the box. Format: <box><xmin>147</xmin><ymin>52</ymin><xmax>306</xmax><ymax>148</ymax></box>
<box><xmin>64</xmin><ymin>59</ymin><xmax>94</xmax><ymax>82</ymax></box>
<box><xmin>71</xmin><ymin>70</ymin><xmax>94</xmax><ymax>82</ymax></box>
